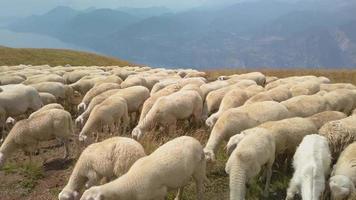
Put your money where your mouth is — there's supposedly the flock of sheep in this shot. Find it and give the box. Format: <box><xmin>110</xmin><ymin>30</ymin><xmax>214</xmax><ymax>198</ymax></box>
<box><xmin>1</xmin><ymin>64</ymin><xmax>356</xmax><ymax>200</ymax></box>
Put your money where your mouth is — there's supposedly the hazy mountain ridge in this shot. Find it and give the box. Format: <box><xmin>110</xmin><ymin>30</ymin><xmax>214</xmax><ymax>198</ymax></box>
<box><xmin>5</xmin><ymin>1</ymin><xmax>356</xmax><ymax>68</ymax></box>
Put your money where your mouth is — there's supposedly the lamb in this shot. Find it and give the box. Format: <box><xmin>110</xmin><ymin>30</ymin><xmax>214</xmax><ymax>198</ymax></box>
<box><xmin>205</xmin><ymin>89</ymin><xmax>249</xmax><ymax>128</ymax></box>
<box><xmin>59</xmin><ymin>137</ymin><xmax>146</xmax><ymax>200</ymax></box>
<box><xmin>204</xmin><ymin>101</ymin><xmax>290</xmax><ymax>161</ymax></box>
<box><xmin>285</xmin><ymin>135</ymin><xmax>331</xmax><ymax>200</ymax></box>
<box><xmin>281</xmin><ymin>94</ymin><xmax>329</xmax><ymax>117</ymax></box>
<box><xmin>319</xmin><ymin>115</ymin><xmax>356</xmax><ymax>163</ymax></box>
<box><xmin>78</xmin><ymin>95</ymin><xmax>129</xmax><ymax>141</ymax></box>
<box><xmin>132</xmin><ymin>90</ymin><xmax>203</xmax><ymax>140</ymax></box>
<box><xmin>329</xmin><ymin>141</ymin><xmax>356</xmax><ymax>200</ymax></box>
<box><xmin>139</xmin><ymin>84</ymin><xmax>181</xmax><ymax>123</ymax></box>
<box><xmin>80</xmin><ymin>136</ymin><xmax>207</xmax><ymax>200</ymax></box>
<box><xmin>77</xmin><ymin>83</ymin><xmax>121</xmax><ymax>112</ymax></box>
<box><xmin>39</xmin><ymin>92</ymin><xmax>57</xmax><ymax>105</ymax></box>
<box><xmin>0</xmin><ymin>109</ymin><xmax>73</xmax><ymax>168</ymax></box>
<box><xmin>225</xmin><ymin>128</ymin><xmax>275</xmax><ymax>200</ymax></box>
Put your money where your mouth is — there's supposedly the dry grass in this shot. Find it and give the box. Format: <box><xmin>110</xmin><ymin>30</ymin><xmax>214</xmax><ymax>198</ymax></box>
<box><xmin>0</xmin><ymin>46</ymin><xmax>133</xmax><ymax>66</ymax></box>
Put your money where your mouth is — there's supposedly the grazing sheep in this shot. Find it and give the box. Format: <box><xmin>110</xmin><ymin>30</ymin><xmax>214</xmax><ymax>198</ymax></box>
<box><xmin>286</xmin><ymin>135</ymin><xmax>331</xmax><ymax>200</ymax></box>
<box><xmin>0</xmin><ymin>75</ymin><xmax>25</xmax><ymax>85</ymax></box>
<box><xmin>38</xmin><ymin>92</ymin><xmax>57</xmax><ymax>105</ymax></box>
<box><xmin>78</xmin><ymin>96</ymin><xmax>129</xmax><ymax>141</ymax></box>
<box><xmin>225</xmin><ymin>128</ymin><xmax>275</xmax><ymax>200</ymax></box>
<box><xmin>265</xmin><ymin>76</ymin><xmax>278</xmax><ymax>85</ymax></box>
<box><xmin>329</xmin><ymin>142</ymin><xmax>356</xmax><ymax>200</ymax></box>
<box><xmin>139</xmin><ymin>84</ymin><xmax>181</xmax><ymax>123</ymax></box>
<box><xmin>200</xmin><ymin>80</ymin><xmax>230</xmax><ymax>99</ymax></box>
<box><xmin>202</xmin><ymin>80</ymin><xmax>256</xmax><ymax>119</ymax></box>
<box><xmin>206</xmin><ymin>89</ymin><xmax>249</xmax><ymax>128</ymax></box>
<box><xmin>204</xmin><ymin>101</ymin><xmax>290</xmax><ymax>162</ymax></box>
<box><xmin>77</xmin><ymin>83</ymin><xmax>121</xmax><ymax>112</ymax></box>
<box><xmin>80</xmin><ymin>136</ymin><xmax>207</xmax><ymax>200</ymax></box>
<box><xmin>30</xmin><ymin>82</ymin><xmax>76</xmax><ymax>104</ymax></box>
<box><xmin>59</xmin><ymin>137</ymin><xmax>146</xmax><ymax>200</ymax></box>
<box><xmin>183</xmin><ymin>71</ymin><xmax>207</xmax><ymax>78</ymax></box>
<box><xmin>132</xmin><ymin>90</ymin><xmax>203</xmax><ymax>139</ymax></box>
<box><xmin>22</xmin><ymin>74</ymin><xmax>65</xmax><ymax>85</ymax></box>
<box><xmin>324</xmin><ymin>89</ymin><xmax>356</xmax><ymax>115</ymax></box>
<box><xmin>0</xmin><ymin>109</ymin><xmax>73</xmax><ymax>168</ymax></box>
<box><xmin>221</xmin><ymin>72</ymin><xmax>266</xmax><ymax>86</ymax></box>
<box><xmin>120</xmin><ymin>76</ymin><xmax>151</xmax><ymax>89</ymax></box>
<box><xmin>75</xmin><ymin>89</ymin><xmax>121</xmax><ymax>127</ymax></box>
<box><xmin>281</xmin><ymin>94</ymin><xmax>329</xmax><ymax>117</ymax></box>
<box><xmin>289</xmin><ymin>80</ymin><xmax>321</xmax><ymax>97</ymax></box>
<box><xmin>320</xmin><ymin>83</ymin><xmax>356</xmax><ymax>92</ymax></box>
<box><xmin>150</xmin><ymin>79</ymin><xmax>180</xmax><ymax>95</ymax></box>
<box><xmin>308</xmin><ymin>111</ymin><xmax>347</xmax><ymax>129</ymax></box>
<box><xmin>70</xmin><ymin>76</ymin><xmax>109</xmax><ymax>95</ymax></box>
<box><xmin>319</xmin><ymin>115</ymin><xmax>356</xmax><ymax>163</ymax></box>
<box><xmin>180</xmin><ymin>84</ymin><xmax>204</xmax><ymax>99</ymax></box>
<box><xmin>29</xmin><ymin>103</ymin><xmax>64</xmax><ymax>119</ymax></box>
<box><xmin>245</xmin><ymin>85</ymin><xmax>292</xmax><ymax>105</ymax></box>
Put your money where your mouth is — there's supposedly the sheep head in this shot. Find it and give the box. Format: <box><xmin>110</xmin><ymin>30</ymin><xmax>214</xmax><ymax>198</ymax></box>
<box><xmin>58</xmin><ymin>189</ymin><xmax>80</xmax><ymax>200</ymax></box>
<box><xmin>131</xmin><ymin>127</ymin><xmax>144</xmax><ymax>140</ymax></box>
<box><xmin>330</xmin><ymin>175</ymin><xmax>354</xmax><ymax>200</ymax></box>
<box><xmin>80</xmin><ymin>187</ymin><xmax>104</xmax><ymax>200</ymax></box>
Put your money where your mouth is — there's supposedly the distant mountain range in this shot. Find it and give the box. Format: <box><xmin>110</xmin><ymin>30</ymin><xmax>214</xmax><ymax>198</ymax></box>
<box><xmin>6</xmin><ymin>1</ymin><xmax>356</xmax><ymax>68</ymax></box>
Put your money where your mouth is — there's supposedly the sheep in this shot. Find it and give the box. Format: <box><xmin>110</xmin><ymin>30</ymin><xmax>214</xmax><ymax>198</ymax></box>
<box><xmin>285</xmin><ymin>134</ymin><xmax>331</xmax><ymax>200</ymax></box>
<box><xmin>0</xmin><ymin>109</ymin><xmax>73</xmax><ymax>168</ymax></box>
<box><xmin>200</xmin><ymin>80</ymin><xmax>230</xmax><ymax>99</ymax></box>
<box><xmin>183</xmin><ymin>71</ymin><xmax>207</xmax><ymax>78</ymax></box>
<box><xmin>289</xmin><ymin>80</ymin><xmax>321</xmax><ymax>97</ymax></box>
<box><xmin>75</xmin><ymin>89</ymin><xmax>121</xmax><ymax>127</ymax></box>
<box><xmin>221</xmin><ymin>72</ymin><xmax>266</xmax><ymax>86</ymax></box>
<box><xmin>180</xmin><ymin>84</ymin><xmax>205</xmax><ymax>100</ymax></box>
<box><xmin>132</xmin><ymin>90</ymin><xmax>203</xmax><ymax>140</ymax></box>
<box><xmin>245</xmin><ymin>85</ymin><xmax>292</xmax><ymax>105</ymax></box>
<box><xmin>30</xmin><ymin>82</ymin><xmax>77</xmax><ymax>105</ymax></box>
<box><xmin>281</xmin><ymin>94</ymin><xmax>329</xmax><ymax>117</ymax></box>
<box><xmin>78</xmin><ymin>95</ymin><xmax>129</xmax><ymax>141</ymax></box>
<box><xmin>29</xmin><ymin>103</ymin><xmax>64</xmax><ymax>119</ymax></box>
<box><xmin>0</xmin><ymin>75</ymin><xmax>25</xmax><ymax>85</ymax></box>
<box><xmin>59</xmin><ymin>137</ymin><xmax>146</xmax><ymax>200</ymax></box>
<box><xmin>205</xmin><ymin>89</ymin><xmax>249</xmax><ymax>128</ymax></box>
<box><xmin>308</xmin><ymin>111</ymin><xmax>347</xmax><ymax>129</ymax></box>
<box><xmin>80</xmin><ymin>136</ymin><xmax>207</xmax><ymax>200</ymax></box>
<box><xmin>38</xmin><ymin>92</ymin><xmax>57</xmax><ymax>105</ymax></box>
<box><xmin>202</xmin><ymin>80</ymin><xmax>256</xmax><ymax>119</ymax></box>
<box><xmin>204</xmin><ymin>101</ymin><xmax>290</xmax><ymax>162</ymax></box>
<box><xmin>120</xmin><ymin>76</ymin><xmax>154</xmax><ymax>90</ymax></box>
<box><xmin>320</xmin><ymin>83</ymin><xmax>356</xmax><ymax>92</ymax></box>
<box><xmin>265</xmin><ymin>76</ymin><xmax>278</xmax><ymax>85</ymax></box>
<box><xmin>22</xmin><ymin>74</ymin><xmax>65</xmax><ymax>85</ymax></box>
<box><xmin>77</xmin><ymin>83</ymin><xmax>121</xmax><ymax>112</ymax></box>
<box><xmin>150</xmin><ymin>78</ymin><xmax>180</xmax><ymax>95</ymax></box>
<box><xmin>139</xmin><ymin>84</ymin><xmax>181</xmax><ymax>123</ymax></box>
<box><xmin>329</xmin><ymin>141</ymin><xmax>356</xmax><ymax>200</ymax></box>
<box><xmin>265</xmin><ymin>75</ymin><xmax>321</xmax><ymax>90</ymax></box>
<box><xmin>319</xmin><ymin>115</ymin><xmax>356</xmax><ymax>163</ymax></box>
<box><xmin>324</xmin><ymin>89</ymin><xmax>356</xmax><ymax>115</ymax></box>
<box><xmin>225</xmin><ymin>128</ymin><xmax>275</xmax><ymax>200</ymax></box>
<box><xmin>70</xmin><ymin>76</ymin><xmax>109</xmax><ymax>95</ymax></box>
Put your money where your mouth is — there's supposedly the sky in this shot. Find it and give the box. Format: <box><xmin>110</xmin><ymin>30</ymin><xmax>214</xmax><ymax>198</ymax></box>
<box><xmin>0</xmin><ymin>0</ymin><xmax>239</xmax><ymax>17</ymax></box>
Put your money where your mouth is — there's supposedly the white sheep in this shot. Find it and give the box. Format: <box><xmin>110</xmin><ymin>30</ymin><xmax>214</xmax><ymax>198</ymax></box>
<box><xmin>286</xmin><ymin>134</ymin><xmax>331</xmax><ymax>200</ymax></box>
<box><xmin>80</xmin><ymin>136</ymin><xmax>208</xmax><ymax>200</ymax></box>
<box><xmin>324</xmin><ymin>89</ymin><xmax>356</xmax><ymax>115</ymax></box>
<box><xmin>38</xmin><ymin>92</ymin><xmax>57</xmax><ymax>105</ymax></box>
<box><xmin>0</xmin><ymin>109</ymin><xmax>73</xmax><ymax>168</ymax></box>
<box><xmin>225</xmin><ymin>128</ymin><xmax>275</xmax><ymax>200</ymax></box>
<box><xmin>329</xmin><ymin>141</ymin><xmax>356</xmax><ymax>200</ymax></box>
<box><xmin>59</xmin><ymin>137</ymin><xmax>146</xmax><ymax>200</ymax></box>
<box><xmin>204</xmin><ymin>101</ymin><xmax>290</xmax><ymax>162</ymax></box>
<box><xmin>245</xmin><ymin>85</ymin><xmax>291</xmax><ymax>105</ymax></box>
<box><xmin>78</xmin><ymin>95</ymin><xmax>129</xmax><ymax>141</ymax></box>
<box><xmin>320</xmin><ymin>83</ymin><xmax>356</xmax><ymax>92</ymax></box>
<box><xmin>205</xmin><ymin>88</ymin><xmax>249</xmax><ymax>128</ymax></box>
<box><xmin>132</xmin><ymin>90</ymin><xmax>203</xmax><ymax>140</ymax></box>
<box><xmin>139</xmin><ymin>84</ymin><xmax>181</xmax><ymax>124</ymax></box>
<box><xmin>77</xmin><ymin>83</ymin><xmax>121</xmax><ymax>112</ymax></box>
<box><xmin>281</xmin><ymin>93</ymin><xmax>329</xmax><ymax>117</ymax></box>
<box><xmin>29</xmin><ymin>103</ymin><xmax>64</xmax><ymax>119</ymax></box>
<box><xmin>289</xmin><ymin>80</ymin><xmax>321</xmax><ymax>97</ymax></box>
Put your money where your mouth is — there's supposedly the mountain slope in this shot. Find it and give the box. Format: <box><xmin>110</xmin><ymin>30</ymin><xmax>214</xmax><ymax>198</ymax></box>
<box><xmin>0</xmin><ymin>46</ymin><xmax>132</xmax><ymax>66</ymax></box>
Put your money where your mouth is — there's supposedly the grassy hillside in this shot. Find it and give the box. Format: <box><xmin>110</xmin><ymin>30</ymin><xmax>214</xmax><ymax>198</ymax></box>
<box><xmin>0</xmin><ymin>46</ymin><xmax>133</xmax><ymax>66</ymax></box>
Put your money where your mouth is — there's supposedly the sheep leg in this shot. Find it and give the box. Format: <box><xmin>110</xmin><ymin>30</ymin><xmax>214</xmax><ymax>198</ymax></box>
<box><xmin>263</xmin><ymin>160</ymin><xmax>274</xmax><ymax>197</ymax></box>
<box><xmin>62</xmin><ymin>139</ymin><xmax>70</xmax><ymax>159</ymax></box>
<box><xmin>95</xmin><ymin>131</ymin><xmax>100</xmax><ymax>143</ymax></box>
<box><xmin>174</xmin><ymin>187</ymin><xmax>184</xmax><ymax>200</ymax></box>
<box><xmin>193</xmin><ymin>161</ymin><xmax>206</xmax><ymax>200</ymax></box>
<box><xmin>285</xmin><ymin>176</ymin><xmax>300</xmax><ymax>200</ymax></box>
